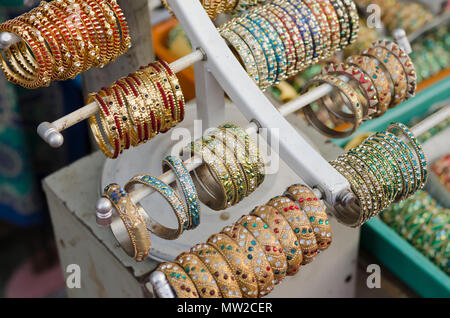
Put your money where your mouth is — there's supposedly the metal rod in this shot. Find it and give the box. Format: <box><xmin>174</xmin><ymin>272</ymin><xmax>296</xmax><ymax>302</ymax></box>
<box><xmin>410</xmin><ymin>105</ymin><xmax>450</xmax><ymax>136</ymax></box>
<box><xmin>37</xmin><ymin>49</ymin><xmax>205</xmax><ymax>147</ymax></box>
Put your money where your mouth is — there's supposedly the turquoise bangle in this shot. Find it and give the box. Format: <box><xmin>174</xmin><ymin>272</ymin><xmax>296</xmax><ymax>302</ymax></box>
<box><xmin>247</xmin><ymin>11</ymin><xmax>287</xmax><ymax>83</ymax></box>
<box><xmin>163</xmin><ymin>156</ymin><xmax>201</xmax><ymax>230</ymax></box>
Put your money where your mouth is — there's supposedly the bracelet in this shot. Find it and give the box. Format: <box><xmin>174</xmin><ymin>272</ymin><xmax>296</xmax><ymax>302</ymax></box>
<box><xmin>175</xmin><ymin>252</ymin><xmax>222</xmax><ymax>298</ymax></box>
<box><xmin>162</xmin><ymin>156</ymin><xmax>201</xmax><ymax>230</ymax></box>
<box><xmin>238</xmin><ymin>215</ymin><xmax>288</xmax><ymax>285</ymax></box>
<box><xmin>157</xmin><ymin>262</ymin><xmax>199</xmax><ymax>298</ymax></box>
<box><xmin>251</xmin><ymin>205</ymin><xmax>303</xmax><ymax>275</ymax></box>
<box><xmin>267</xmin><ymin>196</ymin><xmax>318</xmax><ymax>263</ymax></box>
<box><xmin>318</xmin><ymin>0</ymin><xmax>341</xmax><ymax>54</ymax></box>
<box><xmin>103</xmin><ymin>184</ymin><xmax>151</xmax><ymax>262</ymax></box>
<box><xmin>302</xmin><ymin>74</ymin><xmax>363</xmax><ymax>138</ymax></box>
<box><xmin>221</xmin><ymin>223</ymin><xmax>275</xmax><ymax>297</ymax></box>
<box><xmin>190</xmin><ymin>243</ymin><xmax>242</xmax><ymax>298</ymax></box>
<box><xmin>285</xmin><ymin>184</ymin><xmax>332</xmax><ymax>250</ymax></box>
<box><xmin>207</xmin><ymin>233</ymin><xmax>259</xmax><ymax>298</ymax></box>
<box><xmin>124</xmin><ymin>175</ymin><xmax>188</xmax><ymax>240</ymax></box>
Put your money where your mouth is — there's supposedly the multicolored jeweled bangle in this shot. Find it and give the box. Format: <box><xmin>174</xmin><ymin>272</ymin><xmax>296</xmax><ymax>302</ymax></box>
<box><xmin>251</xmin><ymin>205</ymin><xmax>303</xmax><ymax>275</ymax></box>
<box><xmin>162</xmin><ymin>156</ymin><xmax>201</xmax><ymax>230</ymax></box>
<box><xmin>238</xmin><ymin>215</ymin><xmax>288</xmax><ymax>285</ymax></box>
<box><xmin>190</xmin><ymin>243</ymin><xmax>242</xmax><ymax>298</ymax></box>
<box><xmin>330</xmin><ymin>0</ymin><xmax>350</xmax><ymax>49</ymax></box>
<box><xmin>267</xmin><ymin>196</ymin><xmax>318</xmax><ymax>263</ymax></box>
<box><xmin>221</xmin><ymin>223</ymin><xmax>275</xmax><ymax>297</ymax></box>
<box><xmin>175</xmin><ymin>252</ymin><xmax>222</xmax><ymax>298</ymax></box>
<box><xmin>345</xmin><ymin>55</ymin><xmax>392</xmax><ymax>117</ymax></box>
<box><xmin>303</xmin><ymin>0</ymin><xmax>331</xmax><ymax>59</ymax></box>
<box><xmin>285</xmin><ymin>184</ymin><xmax>332</xmax><ymax>250</ymax></box>
<box><xmin>124</xmin><ymin>174</ymin><xmax>188</xmax><ymax>240</ymax></box>
<box><xmin>207</xmin><ymin>233</ymin><xmax>259</xmax><ymax>298</ymax></box>
<box><xmin>341</xmin><ymin>0</ymin><xmax>359</xmax><ymax>46</ymax></box>
<box><xmin>318</xmin><ymin>0</ymin><xmax>341</xmax><ymax>54</ymax></box>
<box><xmin>104</xmin><ymin>184</ymin><xmax>151</xmax><ymax>262</ymax></box>
<box><xmin>157</xmin><ymin>262</ymin><xmax>199</xmax><ymax>298</ymax></box>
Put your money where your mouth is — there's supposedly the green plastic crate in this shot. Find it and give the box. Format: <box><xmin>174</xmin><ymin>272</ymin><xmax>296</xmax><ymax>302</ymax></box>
<box><xmin>361</xmin><ymin>217</ymin><xmax>450</xmax><ymax>298</ymax></box>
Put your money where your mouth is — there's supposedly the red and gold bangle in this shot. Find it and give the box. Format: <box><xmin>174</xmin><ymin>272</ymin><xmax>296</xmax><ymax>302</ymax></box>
<box><xmin>267</xmin><ymin>196</ymin><xmax>318</xmax><ymax>264</ymax></box>
<box><xmin>304</xmin><ymin>0</ymin><xmax>331</xmax><ymax>59</ymax></box>
<box><xmin>105</xmin><ymin>0</ymin><xmax>131</xmax><ymax>54</ymax></box>
<box><xmin>363</xmin><ymin>46</ymin><xmax>408</xmax><ymax>108</ymax></box>
<box><xmin>38</xmin><ymin>1</ymin><xmax>79</xmax><ymax>79</ymax></box>
<box><xmin>175</xmin><ymin>252</ymin><xmax>222</xmax><ymax>298</ymax></box>
<box><xmin>48</xmin><ymin>2</ymin><xmax>85</xmax><ymax>75</ymax></box>
<box><xmin>0</xmin><ymin>21</ymin><xmax>50</xmax><ymax>88</ymax></box>
<box><xmin>97</xmin><ymin>0</ymin><xmax>121</xmax><ymax>63</ymax></box>
<box><xmin>157</xmin><ymin>262</ymin><xmax>200</xmax><ymax>298</ymax></box>
<box><xmin>190</xmin><ymin>243</ymin><xmax>243</xmax><ymax>298</ymax></box>
<box><xmin>285</xmin><ymin>184</ymin><xmax>332</xmax><ymax>250</ymax></box>
<box><xmin>319</xmin><ymin>0</ymin><xmax>341</xmax><ymax>54</ymax></box>
<box><xmin>106</xmin><ymin>85</ymin><xmax>133</xmax><ymax>150</ymax></box>
<box><xmin>86</xmin><ymin>0</ymin><xmax>114</xmax><ymax>65</ymax></box>
<box><xmin>323</xmin><ymin>63</ymin><xmax>379</xmax><ymax>118</ymax></box>
<box><xmin>374</xmin><ymin>39</ymin><xmax>416</xmax><ymax>98</ymax></box>
<box><xmin>237</xmin><ymin>215</ymin><xmax>288</xmax><ymax>285</ymax></box>
<box><xmin>126</xmin><ymin>74</ymin><xmax>152</xmax><ymax>142</ymax></box>
<box><xmin>251</xmin><ymin>205</ymin><xmax>303</xmax><ymax>275</ymax></box>
<box><xmin>221</xmin><ymin>223</ymin><xmax>275</xmax><ymax>297</ymax></box>
<box><xmin>345</xmin><ymin>54</ymin><xmax>392</xmax><ymax>117</ymax></box>
<box><xmin>207</xmin><ymin>233</ymin><xmax>258</xmax><ymax>298</ymax></box>
<box><xmin>2</xmin><ymin>44</ymin><xmax>36</xmax><ymax>83</ymax></box>
<box><xmin>158</xmin><ymin>59</ymin><xmax>186</xmax><ymax>122</ymax></box>
<box><xmin>267</xmin><ymin>3</ymin><xmax>305</xmax><ymax>74</ymax></box>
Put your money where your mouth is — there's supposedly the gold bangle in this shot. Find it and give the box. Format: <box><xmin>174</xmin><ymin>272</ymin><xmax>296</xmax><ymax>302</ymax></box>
<box><xmin>251</xmin><ymin>205</ymin><xmax>303</xmax><ymax>275</ymax></box>
<box><xmin>190</xmin><ymin>243</ymin><xmax>242</xmax><ymax>298</ymax></box>
<box><xmin>157</xmin><ymin>262</ymin><xmax>199</xmax><ymax>298</ymax></box>
<box><xmin>237</xmin><ymin>215</ymin><xmax>288</xmax><ymax>285</ymax></box>
<box><xmin>103</xmin><ymin>184</ymin><xmax>151</xmax><ymax>262</ymax></box>
<box><xmin>267</xmin><ymin>196</ymin><xmax>319</xmax><ymax>264</ymax></box>
<box><xmin>285</xmin><ymin>184</ymin><xmax>332</xmax><ymax>250</ymax></box>
<box><xmin>221</xmin><ymin>223</ymin><xmax>275</xmax><ymax>297</ymax></box>
<box><xmin>207</xmin><ymin>233</ymin><xmax>258</xmax><ymax>298</ymax></box>
<box><xmin>175</xmin><ymin>252</ymin><xmax>222</xmax><ymax>298</ymax></box>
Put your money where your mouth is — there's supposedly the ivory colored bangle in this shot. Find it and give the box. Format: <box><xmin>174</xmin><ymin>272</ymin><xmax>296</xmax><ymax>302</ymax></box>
<box><xmin>267</xmin><ymin>196</ymin><xmax>318</xmax><ymax>264</ymax></box>
<box><xmin>285</xmin><ymin>184</ymin><xmax>332</xmax><ymax>250</ymax></box>
<box><xmin>157</xmin><ymin>262</ymin><xmax>199</xmax><ymax>298</ymax></box>
<box><xmin>251</xmin><ymin>205</ymin><xmax>303</xmax><ymax>275</ymax></box>
<box><xmin>237</xmin><ymin>215</ymin><xmax>288</xmax><ymax>285</ymax></box>
<box><xmin>190</xmin><ymin>243</ymin><xmax>242</xmax><ymax>298</ymax></box>
<box><xmin>175</xmin><ymin>252</ymin><xmax>222</xmax><ymax>298</ymax></box>
<box><xmin>207</xmin><ymin>233</ymin><xmax>258</xmax><ymax>298</ymax></box>
<box><xmin>104</xmin><ymin>184</ymin><xmax>151</xmax><ymax>262</ymax></box>
<box><xmin>221</xmin><ymin>223</ymin><xmax>275</xmax><ymax>297</ymax></box>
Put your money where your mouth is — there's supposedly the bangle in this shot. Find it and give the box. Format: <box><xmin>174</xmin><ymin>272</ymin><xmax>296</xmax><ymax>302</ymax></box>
<box><xmin>341</xmin><ymin>0</ymin><xmax>359</xmax><ymax>46</ymax></box>
<box><xmin>162</xmin><ymin>156</ymin><xmax>201</xmax><ymax>230</ymax></box>
<box><xmin>207</xmin><ymin>233</ymin><xmax>259</xmax><ymax>298</ymax></box>
<box><xmin>363</xmin><ymin>46</ymin><xmax>408</xmax><ymax>108</ymax></box>
<box><xmin>175</xmin><ymin>252</ymin><xmax>222</xmax><ymax>298</ymax></box>
<box><xmin>190</xmin><ymin>243</ymin><xmax>242</xmax><ymax>298</ymax></box>
<box><xmin>318</xmin><ymin>0</ymin><xmax>341</xmax><ymax>55</ymax></box>
<box><xmin>157</xmin><ymin>262</ymin><xmax>199</xmax><ymax>298</ymax></box>
<box><xmin>330</xmin><ymin>0</ymin><xmax>350</xmax><ymax>49</ymax></box>
<box><xmin>238</xmin><ymin>215</ymin><xmax>288</xmax><ymax>284</ymax></box>
<box><xmin>251</xmin><ymin>205</ymin><xmax>303</xmax><ymax>275</ymax></box>
<box><xmin>221</xmin><ymin>223</ymin><xmax>275</xmax><ymax>297</ymax></box>
<box><xmin>104</xmin><ymin>184</ymin><xmax>151</xmax><ymax>262</ymax></box>
<box><xmin>285</xmin><ymin>184</ymin><xmax>332</xmax><ymax>250</ymax></box>
<box><xmin>124</xmin><ymin>175</ymin><xmax>189</xmax><ymax>240</ymax></box>
<box><xmin>302</xmin><ymin>74</ymin><xmax>363</xmax><ymax>138</ymax></box>
<box><xmin>323</xmin><ymin>63</ymin><xmax>379</xmax><ymax>118</ymax></box>
<box><xmin>267</xmin><ymin>196</ymin><xmax>318</xmax><ymax>264</ymax></box>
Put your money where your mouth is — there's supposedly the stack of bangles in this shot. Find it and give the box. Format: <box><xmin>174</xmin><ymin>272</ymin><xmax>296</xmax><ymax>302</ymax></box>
<box><xmin>355</xmin><ymin>0</ymin><xmax>433</xmax><ymax>35</ymax></box>
<box><xmin>381</xmin><ymin>190</ymin><xmax>449</xmax><ymax>274</ymax></box>
<box><xmin>88</xmin><ymin>59</ymin><xmax>185</xmax><ymax>158</ymax></box>
<box><xmin>330</xmin><ymin>122</ymin><xmax>428</xmax><ymax>227</ymax></box>
<box><xmin>219</xmin><ymin>0</ymin><xmax>359</xmax><ymax>90</ymax></box>
<box><xmin>161</xmin><ymin>0</ymin><xmax>267</xmax><ymax>19</ymax></box>
<box><xmin>102</xmin><ymin>123</ymin><xmax>266</xmax><ymax>259</ymax></box>
<box><xmin>156</xmin><ymin>183</ymin><xmax>332</xmax><ymax>298</ymax></box>
<box><xmin>0</xmin><ymin>0</ymin><xmax>131</xmax><ymax>88</ymax></box>
<box><xmin>302</xmin><ymin>40</ymin><xmax>416</xmax><ymax>138</ymax></box>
